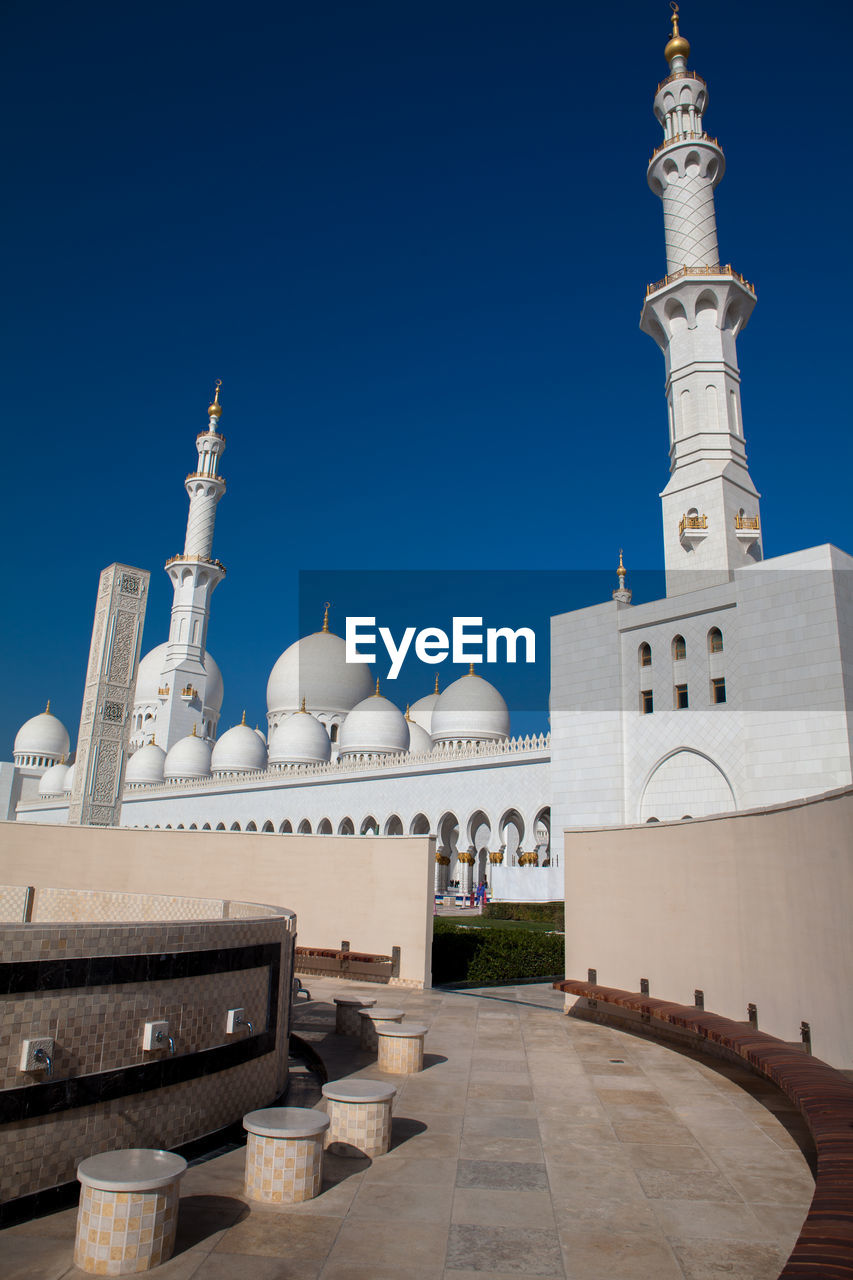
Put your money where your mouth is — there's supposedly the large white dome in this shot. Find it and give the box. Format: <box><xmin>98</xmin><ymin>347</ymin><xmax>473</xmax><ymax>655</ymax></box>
<box><xmin>408</xmin><ymin>679</ymin><xmax>441</xmax><ymax>733</ymax></box>
<box><xmin>14</xmin><ymin>708</ymin><xmax>71</xmax><ymax>764</ymax></box>
<box><xmin>269</xmin><ymin>708</ymin><xmax>332</xmax><ymax>765</ymax></box>
<box><xmin>267</xmin><ymin>630</ymin><xmax>374</xmax><ymax>718</ymax></box>
<box><xmin>431</xmin><ymin>671</ymin><xmax>510</xmax><ymax>743</ymax></box>
<box><xmin>63</xmin><ymin>763</ymin><xmax>76</xmax><ymax>794</ymax></box>
<box><xmin>126</xmin><ymin>743</ymin><xmax>167</xmax><ymax>786</ymax></box>
<box><xmin>211</xmin><ymin>723</ymin><xmax>268</xmax><ymax>774</ymax></box>
<box><xmin>406</xmin><ymin>718</ymin><xmax>433</xmax><ymax>754</ymax></box>
<box><xmin>38</xmin><ymin>763</ymin><xmax>70</xmax><ymax>796</ymax></box>
<box><xmin>164</xmin><ymin>733</ymin><xmax>212</xmax><ymax>781</ymax></box>
<box><xmin>339</xmin><ymin>692</ymin><xmax>410</xmax><ymax>757</ymax></box>
<box><xmin>135</xmin><ymin>644</ymin><xmax>224</xmax><ymax>712</ymax></box>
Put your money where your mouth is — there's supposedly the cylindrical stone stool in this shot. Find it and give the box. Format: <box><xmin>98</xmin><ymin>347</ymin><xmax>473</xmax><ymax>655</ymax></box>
<box><xmin>322</xmin><ymin>1078</ymin><xmax>397</xmax><ymax>1157</ymax></box>
<box><xmin>335</xmin><ymin>994</ymin><xmax>377</xmax><ymax>1036</ymax></box>
<box><xmin>243</xmin><ymin>1107</ymin><xmax>331</xmax><ymax>1204</ymax></box>
<box><xmin>359</xmin><ymin>1006</ymin><xmax>404</xmax><ymax>1052</ymax></box>
<box><xmin>74</xmin><ymin>1149</ymin><xmax>187</xmax><ymax>1276</ymax></box>
<box><xmin>376</xmin><ymin>1022</ymin><xmax>428</xmax><ymax>1074</ymax></box>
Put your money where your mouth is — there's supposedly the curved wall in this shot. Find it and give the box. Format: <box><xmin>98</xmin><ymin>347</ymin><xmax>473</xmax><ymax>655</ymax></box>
<box><xmin>0</xmin><ymin>888</ymin><xmax>295</xmax><ymax>1222</ymax></box>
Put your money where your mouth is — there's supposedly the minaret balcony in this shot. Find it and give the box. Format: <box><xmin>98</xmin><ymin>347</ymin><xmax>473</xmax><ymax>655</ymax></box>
<box><xmin>645</xmin><ymin>263</ymin><xmax>755</xmax><ymax>299</ymax></box>
<box><xmin>655</xmin><ymin>69</ymin><xmax>707</xmax><ymax>94</ymax></box>
<box><xmin>157</xmin><ymin>685</ymin><xmax>170</xmax><ymax>698</ymax></box>
<box><xmin>734</xmin><ymin>513</ymin><xmax>760</xmax><ymax>548</ymax></box>
<box><xmin>180</xmin><ymin>685</ymin><xmax>199</xmax><ymax>702</ymax></box>
<box><xmin>164</xmin><ymin>553</ymin><xmax>227</xmax><ymax>576</ymax></box>
<box><xmin>649</xmin><ymin>131</ymin><xmax>719</xmax><ymax>164</ymax></box>
<box><xmin>679</xmin><ymin>513</ymin><xmax>708</xmax><ymax>547</ymax></box>
<box><xmin>185</xmin><ymin>471</ymin><xmax>226</xmax><ymax>485</ymax></box>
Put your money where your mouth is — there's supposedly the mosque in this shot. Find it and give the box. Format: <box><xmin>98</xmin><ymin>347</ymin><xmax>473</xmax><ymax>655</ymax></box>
<box><xmin>5</xmin><ymin>9</ymin><xmax>851</xmax><ymax>894</ymax></box>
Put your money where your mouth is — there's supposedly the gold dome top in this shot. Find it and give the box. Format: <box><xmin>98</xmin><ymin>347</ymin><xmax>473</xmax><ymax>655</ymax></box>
<box><xmin>208</xmin><ymin>378</ymin><xmax>223</xmax><ymax>420</ymax></box>
<box><xmin>664</xmin><ymin>3</ymin><xmax>690</xmax><ymax>64</ymax></box>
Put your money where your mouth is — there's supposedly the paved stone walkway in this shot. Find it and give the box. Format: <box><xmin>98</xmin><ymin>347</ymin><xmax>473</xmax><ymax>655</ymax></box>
<box><xmin>4</xmin><ymin>980</ymin><xmax>813</xmax><ymax>1279</ymax></box>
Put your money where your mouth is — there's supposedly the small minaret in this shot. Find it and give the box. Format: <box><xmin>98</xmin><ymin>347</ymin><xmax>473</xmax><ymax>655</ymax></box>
<box><xmin>612</xmin><ymin>549</ymin><xmax>632</xmax><ymax>605</ymax></box>
<box><xmin>640</xmin><ymin>6</ymin><xmax>762</xmax><ymax>596</ymax></box>
<box><xmin>157</xmin><ymin>383</ymin><xmax>228</xmax><ymax>749</ymax></box>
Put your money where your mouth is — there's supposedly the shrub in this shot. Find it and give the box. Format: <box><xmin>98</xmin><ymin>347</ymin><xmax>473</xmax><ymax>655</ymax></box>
<box><xmin>483</xmin><ymin>901</ymin><xmax>564</xmax><ymax>929</ymax></box>
<box><xmin>431</xmin><ymin>918</ymin><xmax>564</xmax><ymax>985</ymax></box>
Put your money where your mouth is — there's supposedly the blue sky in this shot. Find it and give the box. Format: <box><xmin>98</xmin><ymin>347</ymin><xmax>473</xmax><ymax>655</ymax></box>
<box><xmin>2</xmin><ymin>0</ymin><xmax>851</xmax><ymax>750</ymax></box>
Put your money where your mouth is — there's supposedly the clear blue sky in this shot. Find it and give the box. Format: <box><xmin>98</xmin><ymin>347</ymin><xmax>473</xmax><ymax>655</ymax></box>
<box><xmin>2</xmin><ymin>0</ymin><xmax>851</xmax><ymax>750</ymax></box>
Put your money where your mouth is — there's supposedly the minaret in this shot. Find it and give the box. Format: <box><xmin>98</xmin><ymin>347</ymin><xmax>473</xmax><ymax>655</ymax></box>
<box><xmin>157</xmin><ymin>382</ymin><xmax>227</xmax><ymax>749</ymax></box>
<box><xmin>640</xmin><ymin>6</ymin><xmax>762</xmax><ymax>596</ymax></box>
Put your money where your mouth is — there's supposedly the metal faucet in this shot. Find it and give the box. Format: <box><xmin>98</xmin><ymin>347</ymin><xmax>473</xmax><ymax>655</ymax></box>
<box><xmin>33</xmin><ymin>1046</ymin><xmax>53</xmax><ymax>1078</ymax></box>
<box><xmin>155</xmin><ymin>1030</ymin><xmax>176</xmax><ymax>1054</ymax></box>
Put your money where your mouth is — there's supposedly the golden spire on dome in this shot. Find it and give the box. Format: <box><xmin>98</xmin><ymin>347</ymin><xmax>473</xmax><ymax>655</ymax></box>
<box><xmin>322</xmin><ymin>602</ymin><xmax>331</xmax><ymax>633</ymax></box>
<box><xmin>45</xmin><ymin>699</ymin><xmax>51</xmax><ymax>714</ymax></box>
<box><xmin>665</xmin><ymin>2</ymin><xmax>690</xmax><ymax>64</ymax></box>
<box><xmin>191</xmin><ymin>723</ymin><xmax>197</xmax><ymax>736</ymax></box>
<box><xmin>207</xmin><ymin>378</ymin><xmax>223</xmax><ymax>421</ymax></box>
<box><xmin>241</xmin><ymin>709</ymin><xmax>247</xmax><ymax>726</ymax></box>
<box><xmin>466</xmin><ymin>663</ymin><xmax>476</xmax><ymax>676</ymax></box>
<box><xmin>374</xmin><ymin>678</ymin><xmax>381</xmax><ymax>696</ymax></box>
<box><xmin>299</xmin><ymin>697</ymin><xmax>307</xmax><ymax>712</ymax></box>
<box><xmin>434</xmin><ymin>674</ymin><xmax>440</xmax><ymax>694</ymax></box>
<box><xmin>405</xmin><ymin>703</ymin><xmax>412</xmax><ymax>721</ymax></box>
<box><xmin>617</xmin><ymin>548</ymin><xmax>627</xmax><ymax>583</ymax></box>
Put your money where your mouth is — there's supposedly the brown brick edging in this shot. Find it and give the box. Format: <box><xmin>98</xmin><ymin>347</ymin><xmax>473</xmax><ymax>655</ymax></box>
<box><xmin>555</xmin><ymin>979</ymin><xmax>853</xmax><ymax>1280</ymax></box>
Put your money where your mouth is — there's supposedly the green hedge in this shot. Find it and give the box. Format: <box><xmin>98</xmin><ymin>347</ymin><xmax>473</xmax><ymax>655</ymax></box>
<box><xmin>432</xmin><ymin>918</ymin><xmax>564</xmax><ymax>985</ymax></box>
<box><xmin>482</xmin><ymin>901</ymin><xmax>565</xmax><ymax>929</ymax></box>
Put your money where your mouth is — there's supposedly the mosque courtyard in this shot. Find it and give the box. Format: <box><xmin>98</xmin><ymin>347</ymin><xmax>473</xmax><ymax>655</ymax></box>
<box><xmin>3</xmin><ymin>978</ymin><xmax>814</xmax><ymax>1280</ymax></box>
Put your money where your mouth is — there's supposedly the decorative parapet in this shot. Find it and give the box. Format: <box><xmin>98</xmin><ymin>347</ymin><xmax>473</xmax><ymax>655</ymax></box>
<box><xmin>646</xmin><ymin>264</ymin><xmax>755</xmax><ymax>298</ymax></box>
<box><xmin>649</xmin><ymin>130</ymin><xmax>720</xmax><ymax>163</ymax></box>
<box><xmin>679</xmin><ymin>513</ymin><xmax>708</xmax><ymax>536</ymax></box>
<box><xmin>734</xmin><ymin>514</ymin><xmax>760</xmax><ymax>530</ymax></box>
<box><xmin>655</xmin><ymin>69</ymin><xmax>707</xmax><ymax>94</ymax></box>
<box><xmin>164</xmin><ymin>553</ymin><xmax>227</xmax><ymax>574</ymax></box>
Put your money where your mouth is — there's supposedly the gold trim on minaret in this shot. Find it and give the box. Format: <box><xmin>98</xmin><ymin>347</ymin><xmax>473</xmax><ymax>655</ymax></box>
<box><xmin>665</xmin><ymin>2</ymin><xmax>690</xmax><ymax>64</ymax></box>
<box><xmin>208</xmin><ymin>379</ymin><xmax>223</xmax><ymax>420</ymax></box>
<box><xmin>617</xmin><ymin>548</ymin><xmax>627</xmax><ymax>584</ymax></box>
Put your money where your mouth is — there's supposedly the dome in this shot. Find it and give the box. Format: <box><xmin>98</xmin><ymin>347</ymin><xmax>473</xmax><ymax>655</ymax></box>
<box><xmin>267</xmin><ymin>629</ymin><xmax>374</xmax><ymax>718</ymax></box>
<box><xmin>431</xmin><ymin>671</ymin><xmax>510</xmax><ymax>743</ymax></box>
<box><xmin>14</xmin><ymin>707</ymin><xmax>71</xmax><ymax>764</ymax></box>
<box><xmin>38</xmin><ymin>763</ymin><xmax>70</xmax><ymax>796</ymax></box>
<box><xmin>269</xmin><ymin>708</ymin><xmax>331</xmax><ymax>765</ymax></box>
<box><xmin>163</xmin><ymin>732</ymin><xmax>212</xmax><ymax>781</ymax></box>
<box><xmin>254</xmin><ymin>727</ymin><xmax>267</xmax><ymax>743</ymax></box>
<box><xmin>406</xmin><ymin>719</ymin><xmax>433</xmax><ymax>754</ymax></box>
<box><xmin>125</xmin><ymin>743</ymin><xmax>166</xmax><ymax>786</ymax></box>
<box><xmin>63</xmin><ymin>763</ymin><xmax>76</xmax><ymax>794</ymax></box>
<box><xmin>408</xmin><ymin>677</ymin><xmax>441</xmax><ymax>733</ymax></box>
<box><xmin>211</xmin><ymin>723</ymin><xmax>268</xmax><ymax>774</ymax></box>
<box><xmin>135</xmin><ymin>644</ymin><xmax>223</xmax><ymax>712</ymax></box>
<box><xmin>339</xmin><ymin>692</ymin><xmax>410</xmax><ymax>757</ymax></box>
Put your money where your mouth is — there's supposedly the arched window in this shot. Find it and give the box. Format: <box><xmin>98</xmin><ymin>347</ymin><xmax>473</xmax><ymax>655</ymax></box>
<box><xmin>672</xmin><ymin>635</ymin><xmax>686</xmax><ymax>661</ymax></box>
<box><xmin>246</xmin><ymin>821</ymin><xmax>257</xmax><ymax>832</ymax></box>
<box><xmin>330</xmin><ymin>723</ymin><xmax>338</xmax><ymax>743</ymax></box>
<box><xmin>262</xmin><ymin>821</ymin><xmax>274</xmax><ymax>832</ymax></box>
<box><xmin>639</xmin><ymin>642</ymin><xmax>652</xmax><ymax>668</ymax></box>
<box><xmin>708</xmin><ymin>627</ymin><xmax>723</xmax><ymax>654</ymax></box>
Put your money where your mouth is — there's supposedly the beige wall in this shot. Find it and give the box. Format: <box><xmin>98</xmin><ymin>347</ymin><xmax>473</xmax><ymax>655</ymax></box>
<box><xmin>563</xmin><ymin>787</ymin><xmax>853</xmax><ymax>1068</ymax></box>
<box><xmin>0</xmin><ymin>823</ymin><xmax>435</xmax><ymax>987</ymax></box>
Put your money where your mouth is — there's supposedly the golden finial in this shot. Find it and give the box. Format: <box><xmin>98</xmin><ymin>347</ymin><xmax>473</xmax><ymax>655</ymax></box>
<box><xmin>374</xmin><ymin>678</ymin><xmax>381</xmax><ymax>696</ymax></box>
<box><xmin>405</xmin><ymin>703</ymin><xmax>412</xmax><ymax>721</ymax></box>
<box><xmin>665</xmin><ymin>2</ymin><xmax>690</xmax><ymax>64</ymax></box>
<box><xmin>191</xmin><ymin>723</ymin><xmax>197</xmax><ymax>736</ymax></box>
<box><xmin>300</xmin><ymin>697</ymin><xmax>307</xmax><ymax>713</ymax></box>
<box><xmin>322</xmin><ymin>602</ymin><xmax>331</xmax><ymax>633</ymax></box>
<box><xmin>151</xmin><ymin>735</ymin><xmax>156</xmax><ymax>746</ymax></box>
<box><xmin>241</xmin><ymin>709</ymin><xmax>247</xmax><ymax>726</ymax></box>
<box><xmin>45</xmin><ymin>699</ymin><xmax>51</xmax><ymax>714</ymax></box>
<box><xmin>207</xmin><ymin>378</ymin><xmax>223</xmax><ymax>420</ymax></box>
<box><xmin>434</xmin><ymin>674</ymin><xmax>440</xmax><ymax>695</ymax></box>
<box><xmin>467</xmin><ymin>663</ymin><xmax>476</xmax><ymax>676</ymax></box>
<box><xmin>617</xmin><ymin>548</ymin><xmax>627</xmax><ymax>582</ymax></box>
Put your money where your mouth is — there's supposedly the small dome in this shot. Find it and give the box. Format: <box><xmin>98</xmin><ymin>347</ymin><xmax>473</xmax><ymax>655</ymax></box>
<box><xmin>431</xmin><ymin>671</ymin><xmax>510</xmax><ymax>743</ymax></box>
<box><xmin>339</xmin><ymin>692</ymin><xmax>410</xmax><ymax>757</ymax></box>
<box><xmin>267</xmin><ymin>629</ymin><xmax>374</xmax><ymax>718</ymax></box>
<box><xmin>269</xmin><ymin>708</ymin><xmax>331</xmax><ymax>765</ymax></box>
<box><xmin>38</xmin><ymin>763</ymin><xmax>70</xmax><ymax>796</ymax></box>
<box><xmin>408</xmin><ymin>678</ymin><xmax>441</xmax><ymax>734</ymax></box>
<box><xmin>406</xmin><ymin>719</ymin><xmax>433</xmax><ymax>754</ymax></box>
<box><xmin>14</xmin><ymin>707</ymin><xmax>71</xmax><ymax>764</ymax></box>
<box><xmin>63</xmin><ymin>763</ymin><xmax>76</xmax><ymax>794</ymax></box>
<box><xmin>211</xmin><ymin>723</ymin><xmax>268</xmax><ymax>773</ymax></box>
<box><xmin>135</xmin><ymin>644</ymin><xmax>224</xmax><ymax>712</ymax></box>
<box><xmin>126</xmin><ymin>743</ymin><xmax>167</xmax><ymax>785</ymax></box>
<box><xmin>164</xmin><ymin>733</ymin><xmax>212</xmax><ymax>781</ymax></box>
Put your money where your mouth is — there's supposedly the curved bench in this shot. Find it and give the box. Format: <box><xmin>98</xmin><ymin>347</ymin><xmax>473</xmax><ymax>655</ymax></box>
<box><xmin>555</xmin><ymin>978</ymin><xmax>853</xmax><ymax>1280</ymax></box>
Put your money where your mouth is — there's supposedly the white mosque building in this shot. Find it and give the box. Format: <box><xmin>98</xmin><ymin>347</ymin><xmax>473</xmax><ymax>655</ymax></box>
<box><xmin>6</xmin><ymin>11</ymin><xmax>852</xmax><ymax>896</ymax></box>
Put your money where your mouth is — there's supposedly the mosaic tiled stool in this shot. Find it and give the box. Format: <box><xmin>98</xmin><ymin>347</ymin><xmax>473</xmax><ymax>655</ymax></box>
<box><xmin>242</xmin><ymin>1107</ymin><xmax>331</xmax><ymax>1204</ymax></box>
<box><xmin>334</xmin><ymin>994</ymin><xmax>377</xmax><ymax>1036</ymax></box>
<box><xmin>376</xmin><ymin>1021</ymin><xmax>428</xmax><ymax>1074</ymax></box>
<box><xmin>74</xmin><ymin>1148</ymin><xmax>187</xmax><ymax>1276</ymax></box>
<box><xmin>359</xmin><ymin>1006</ymin><xmax>404</xmax><ymax>1052</ymax></box>
<box><xmin>322</xmin><ymin>1078</ymin><xmax>397</xmax><ymax>1157</ymax></box>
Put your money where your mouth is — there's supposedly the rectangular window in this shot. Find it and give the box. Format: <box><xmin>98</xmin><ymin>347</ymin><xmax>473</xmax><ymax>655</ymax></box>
<box><xmin>711</xmin><ymin>677</ymin><xmax>726</xmax><ymax>704</ymax></box>
<box><xmin>641</xmin><ymin>689</ymin><xmax>653</xmax><ymax>714</ymax></box>
<box><xmin>675</xmin><ymin>684</ymin><xmax>689</xmax><ymax>709</ymax></box>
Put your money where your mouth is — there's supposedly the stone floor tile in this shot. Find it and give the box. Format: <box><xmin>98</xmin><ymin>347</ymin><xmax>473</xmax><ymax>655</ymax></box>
<box><xmin>463</xmin><ymin>1115</ymin><xmax>540</xmax><ymax>1140</ymax></box>
<box><xmin>322</xmin><ymin>1265</ymin><xmax>444</xmax><ymax>1280</ymax></box>
<box><xmin>459</xmin><ymin>1135</ymin><xmax>544</xmax><ymax>1163</ymax></box>
<box><xmin>446</xmin><ymin>1224</ymin><xmax>564</xmax><ymax>1275</ymax></box>
<box><xmin>365</xmin><ymin>1155</ymin><xmax>458</xmax><ymax>1185</ymax></box>
<box><xmin>452</xmin><ymin>1188</ymin><xmax>556</xmax><ymax>1231</ymax></box>
<box><xmin>348</xmin><ymin>1180</ymin><xmax>454</xmax><ymax>1223</ymax></box>
<box><xmin>191</xmin><ymin>1256</ymin><xmax>319</xmax><ymax>1279</ymax></box>
<box><xmin>384</xmin><ymin>1130</ymin><xmax>462</xmax><ymax>1160</ymax></box>
<box><xmin>723</xmin><ymin>1166</ymin><xmax>816</xmax><ymax>1205</ymax></box>
<box><xmin>327</xmin><ymin>1219</ymin><xmax>449</xmax><ymax>1268</ymax></box>
<box><xmin>559</xmin><ymin>1227</ymin><xmax>682</xmax><ymax>1280</ymax></box>
<box><xmin>443</xmin><ymin>1271</ymin><xmax>564</xmax><ymax>1280</ymax></box>
<box><xmin>392</xmin><ymin>1108</ymin><xmax>465</xmax><ymax>1136</ymax></box>
<box><xmin>464</xmin><ymin>1098</ymin><xmax>540</xmax><ymax>1119</ymax></box>
<box><xmin>671</xmin><ymin>1238</ymin><xmax>790</xmax><ymax>1280</ymax></box>
<box><xmin>213</xmin><ymin>1212</ymin><xmax>341</xmax><ymax>1260</ymax></box>
<box><xmin>609</xmin><ymin>1118</ymin><xmax>699</xmax><ymax>1145</ymax></box>
<box><xmin>634</xmin><ymin>1167</ymin><xmax>741</xmax><ymax>1202</ymax></box>
<box><xmin>3</xmin><ymin>1236</ymin><xmax>79</xmax><ymax>1280</ymax></box>
<box><xmin>649</xmin><ymin>1197</ymin><xmax>772</xmax><ymax>1240</ymax></box>
<box><xmin>624</xmin><ymin>1142</ymin><xmax>719</xmax><ymax>1173</ymax></box>
<box><xmin>468</xmin><ymin>1082</ymin><xmax>534</xmax><ymax>1101</ymax></box>
<box><xmin>456</xmin><ymin>1160</ymin><xmax>548</xmax><ymax>1191</ymax></box>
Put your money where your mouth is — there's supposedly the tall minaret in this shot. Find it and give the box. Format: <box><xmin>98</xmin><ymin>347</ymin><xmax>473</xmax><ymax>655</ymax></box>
<box><xmin>640</xmin><ymin>6</ymin><xmax>762</xmax><ymax>597</ymax></box>
<box><xmin>156</xmin><ymin>382</ymin><xmax>227</xmax><ymax>749</ymax></box>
